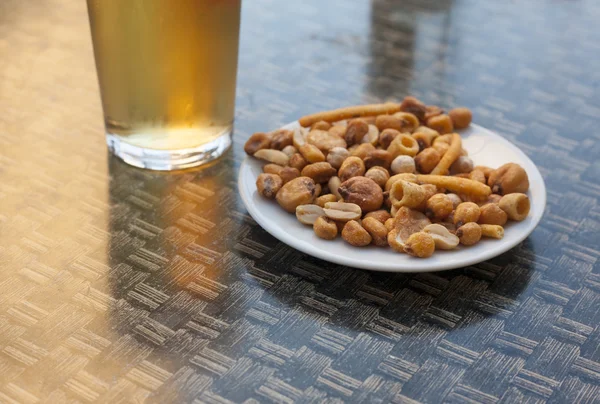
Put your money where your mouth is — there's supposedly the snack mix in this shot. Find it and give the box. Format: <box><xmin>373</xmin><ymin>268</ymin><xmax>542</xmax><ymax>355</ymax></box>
<box><xmin>245</xmin><ymin>97</ymin><xmax>531</xmax><ymax>258</ymax></box>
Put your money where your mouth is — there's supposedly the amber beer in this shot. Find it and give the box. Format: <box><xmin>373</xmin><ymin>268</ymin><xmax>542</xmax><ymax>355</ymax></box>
<box><xmin>87</xmin><ymin>0</ymin><xmax>241</xmax><ymax>169</ymax></box>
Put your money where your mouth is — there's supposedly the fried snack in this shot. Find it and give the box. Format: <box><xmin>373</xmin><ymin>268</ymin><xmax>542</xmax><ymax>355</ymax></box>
<box><xmin>298</xmin><ymin>103</ymin><xmax>402</xmax><ymax>127</ymax></box>
<box><xmin>417</xmin><ymin>175</ymin><xmax>491</xmax><ymax>199</ymax></box>
<box><xmin>430</xmin><ymin>133</ymin><xmax>462</xmax><ymax>175</ymax></box>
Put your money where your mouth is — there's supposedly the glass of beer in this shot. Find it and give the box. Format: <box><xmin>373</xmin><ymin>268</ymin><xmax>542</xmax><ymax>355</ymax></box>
<box><xmin>87</xmin><ymin>0</ymin><xmax>241</xmax><ymax>170</ymax></box>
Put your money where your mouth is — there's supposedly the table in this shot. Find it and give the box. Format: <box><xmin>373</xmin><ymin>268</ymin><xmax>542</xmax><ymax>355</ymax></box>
<box><xmin>1</xmin><ymin>0</ymin><xmax>600</xmax><ymax>402</ymax></box>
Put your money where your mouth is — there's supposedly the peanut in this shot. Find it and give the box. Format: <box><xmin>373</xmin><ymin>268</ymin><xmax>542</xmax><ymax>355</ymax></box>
<box><xmin>323</xmin><ymin>202</ymin><xmax>362</xmax><ymax>221</ymax></box>
<box><xmin>314</xmin><ymin>216</ymin><xmax>338</xmax><ymax>240</ymax></box>
<box><xmin>254</xmin><ymin>149</ymin><xmax>290</xmax><ymax>166</ymax></box>
<box><xmin>301</xmin><ymin>162</ymin><xmax>337</xmax><ymax>183</ymax></box>
<box><xmin>362</xmin><ymin>217</ymin><xmax>389</xmax><ymax>246</ymax></box>
<box><xmin>256</xmin><ymin>173</ymin><xmax>283</xmax><ymax>199</ymax></box>
<box><xmin>342</xmin><ymin>220</ymin><xmax>372</xmax><ymax>247</ymax></box>
<box><xmin>338</xmin><ymin>156</ymin><xmax>366</xmax><ymax>182</ymax></box>
<box><xmin>276</xmin><ymin>177</ymin><xmax>317</xmax><ymax>213</ymax></box>
<box><xmin>296</xmin><ymin>204</ymin><xmax>326</xmax><ymax>225</ymax></box>
<box><xmin>244</xmin><ymin>132</ymin><xmax>271</xmax><ymax>155</ymax></box>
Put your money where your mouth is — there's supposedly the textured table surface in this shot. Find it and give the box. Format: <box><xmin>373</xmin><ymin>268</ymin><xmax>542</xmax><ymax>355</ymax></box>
<box><xmin>1</xmin><ymin>0</ymin><xmax>600</xmax><ymax>403</ymax></box>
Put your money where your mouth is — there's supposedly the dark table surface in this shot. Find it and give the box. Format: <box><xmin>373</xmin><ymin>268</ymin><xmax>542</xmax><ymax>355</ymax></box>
<box><xmin>1</xmin><ymin>0</ymin><xmax>600</xmax><ymax>403</ymax></box>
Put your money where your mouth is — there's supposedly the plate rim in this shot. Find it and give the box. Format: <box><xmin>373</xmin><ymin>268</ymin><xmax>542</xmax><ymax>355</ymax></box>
<box><xmin>238</xmin><ymin>122</ymin><xmax>547</xmax><ymax>272</ymax></box>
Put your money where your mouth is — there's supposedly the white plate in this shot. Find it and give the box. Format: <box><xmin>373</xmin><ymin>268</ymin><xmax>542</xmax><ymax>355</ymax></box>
<box><xmin>238</xmin><ymin>122</ymin><xmax>546</xmax><ymax>272</ymax></box>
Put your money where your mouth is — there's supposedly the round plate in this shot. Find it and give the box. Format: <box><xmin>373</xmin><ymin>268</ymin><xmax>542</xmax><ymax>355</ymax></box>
<box><xmin>238</xmin><ymin>122</ymin><xmax>546</xmax><ymax>272</ymax></box>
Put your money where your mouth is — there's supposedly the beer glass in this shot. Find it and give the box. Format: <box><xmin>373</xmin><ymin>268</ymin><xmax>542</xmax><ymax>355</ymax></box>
<box><xmin>87</xmin><ymin>0</ymin><xmax>241</xmax><ymax>170</ymax></box>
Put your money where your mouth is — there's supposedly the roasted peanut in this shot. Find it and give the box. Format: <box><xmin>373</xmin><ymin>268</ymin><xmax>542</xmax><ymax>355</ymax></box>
<box><xmin>254</xmin><ymin>149</ymin><xmax>290</xmax><ymax>166</ymax></box>
<box><xmin>323</xmin><ymin>202</ymin><xmax>362</xmax><ymax>221</ymax></box>
<box><xmin>425</xmin><ymin>194</ymin><xmax>454</xmax><ymax>220</ymax></box>
<box><xmin>264</xmin><ymin>164</ymin><xmax>300</xmax><ymax>184</ymax></box>
<box><xmin>339</xmin><ymin>176</ymin><xmax>384</xmax><ymax>212</ymax></box>
<box><xmin>423</xmin><ymin>224</ymin><xmax>459</xmax><ymax>250</ymax></box>
<box><xmin>296</xmin><ymin>204</ymin><xmax>326</xmax><ymax>225</ymax></box>
<box><xmin>314</xmin><ymin>183</ymin><xmax>322</xmax><ymax>198</ymax></box>
<box><xmin>478</xmin><ymin>203</ymin><xmax>508</xmax><ymax>226</ymax></box>
<box><xmin>390</xmin><ymin>155</ymin><xmax>416</xmax><ymax>174</ymax></box>
<box><xmin>438</xmin><ymin>221</ymin><xmax>457</xmax><ymax>233</ymax></box>
<box><xmin>351</xmin><ymin>143</ymin><xmax>377</xmax><ymax>160</ymax></box>
<box><xmin>313</xmin><ymin>216</ymin><xmax>338</xmax><ymax>240</ymax></box>
<box><xmin>338</xmin><ymin>156</ymin><xmax>366</xmax><ymax>182</ymax></box>
<box><xmin>276</xmin><ymin>177</ymin><xmax>317</xmax><ymax>213</ymax></box>
<box><xmin>415</xmin><ymin>148</ymin><xmax>442</xmax><ymax>174</ymax></box>
<box><xmin>342</xmin><ymin>220</ymin><xmax>372</xmax><ymax>247</ymax></box>
<box><xmin>379</xmin><ymin>128</ymin><xmax>400</xmax><ymax>149</ymax></box>
<box><xmin>456</xmin><ymin>222</ymin><xmax>482</xmax><ymax>246</ymax></box>
<box><xmin>404</xmin><ymin>232</ymin><xmax>435</xmax><ymax>258</ymax></box>
<box><xmin>375</xmin><ymin>114</ymin><xmax>404</xmax><ymax>132</ymax></box>
<box><xmin>315</xmin><ymin>194</ymin><xmax>338</xmax><ymax>208</ymax></box>
<box><xmin>362</xmin><ymin>217</ymin><xmax>389</xmax><ymax>246</ymax></box>
<box><xmin>244</xmin><ymin>132</ymin><xmax>271</xmax><ymax>155</ymax></box>
<box><xmin>281</xmin><ymin>145</ymin><xmax>298</xmax><ymax>158</ymax></box>
<box><xmin>450</xmin><ymin>156</ymin><xmax>474</xmax><ymax>175</ymax></box>
<box><xmin>488</xmin><ymin>163</ymin><xmax>529</xmax><ymax>195</ymax></box>
<box><xmin>289</xmin><ymin>153</ymin><xmax>308</xmax><ymax>171</ymax></box>
<box><xmin>256</xmin><ymin>173</ymin><xmax>283</xmax><ymax>199</ymax></box>
<box><xmin>365</xmin><ymin>166</ymin><xmax>390</xmax><ymax>188</ymax></box>
<box><xmin>301</xmin><ymin>162</ymin><xmax>337</xmax><ymax>183</ymax></box>
<box><xmin>385</xmin><ymin>218</ymin><xmax>395</xmax><ymax>232</ymax></box>
<box><xmin>307</xmin><ymin>129</ymin><xmax>347</xmax><ymax>153</ymax></box>
<box><xmin>424</xmin><ymin>105</ymin><xmax>443</xmax><ymax>121</ymax></box>
<box><xmin>327</xmin><ymin>147</ymin><xmax>350</xmax><ymax>169</ymax></box>
<box><xmin>469</xmin><ymin>169</ymin><xmax>487</xmax><ymax>184</ymax></box>
<box><xmin>345</xmin><ymin>119</ymin><xmax>370</xmax><ymax>146</ymax></box>
<box><xmin>270</xmin><ymin>129</ymin><xmax>293</xmax><ymax>150</ymax></box>
<box><xmin>426</xmin><ymin>114</ymin><xmax>453</xmax><ymax>134</ymax></box>
<box><xmin>299</xmin><ymin>144</ymin><xmax>326</xmax><ymax>163</ymax></box>
<box><xmin>474</xmin><ymin>166</ymin><xmax>494</xmax><ymax>179</ymax></box>
<box><xmin>480</xmin><ymin>224</ymin><xmax>504</xmax><ymax>239</ymax></box>
<box><xmin>454</xmin><ymin>202</ymin><xmax>481</xmax><ymax>226</ymax></box>
<box><xmin>449</xmin><ymin>107</ymin><xmax>472</xmax><ymax>129</ymax></box>
<box><xmin>312</xmin><ymin>120</ymin><xmax>332</xmax><ymax>131</ymax></box>
<box><xmin>499</xmin><ymin>193</ymin><xmax>530</xmax><ymax>221</ymax></box>
<box><xmin>388</xmin><ymin>133</ymin><xmax>419</xmax><ymax>158</ymax></box>
<box><xmin>385</xmin><ymin>173</ymin><xmax>418</xmax><ymax>192</ymax></box>
<box><xmin>364</xmin><ymin>150</ymin><xmax>393</xmax><ymax>170</ymax></box>
<box><xmin>328</xmin><ymin>176</ymin><xmax>342</xmax><ymax>199</ymax></box>
<box><xmin>446</xmin><ymin>193</ymin><xmax>462</xmax><ymax>209</ymax></box>
<box><xmin>328</xmin><ymin>125</ymin><xmax>347</xmax><ymax>138</ymax></box>
<box><xmin>416</xmin><ymin>126</ymin><xmax>440</xmax><ymax>137</ymax></box>
<box><xmin>292</xmin><ymin>127</ymin><xmax>307</xmax><ymax>149</ymax></box>
<box><xmin>390</xmin><ymin>180</ymin><xmax>426</xmax><ymax>208</ymax></box>
<box><xmin>362</xmin><ymin>125</ymin><xmax>380</xmax><ymax>145</ymax></box>
<box><xmin>399</xmin><ymin>96</ymin><xmax>427</xmax><ymax>122</ymax></box>
<box><xmin>364</xmin><ymin>209</ymin><xmax>392</xmax><ymax>224</ymax></box>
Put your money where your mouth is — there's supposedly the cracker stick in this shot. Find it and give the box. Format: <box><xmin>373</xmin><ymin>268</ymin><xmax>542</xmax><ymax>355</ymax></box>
<box><xmin>417</xmin><ymin>175</ymin><xmax>492</xmax><ymax>199</ymax></box>
<box><xmin>430</xmin><ymin>133</ymin><xmax>462</xmax><ymax>175</ymax></box>
<box><xmin>298</xmin><ymin>103</ymin><xmax>402</xmax><ymax>127</ymax></box>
